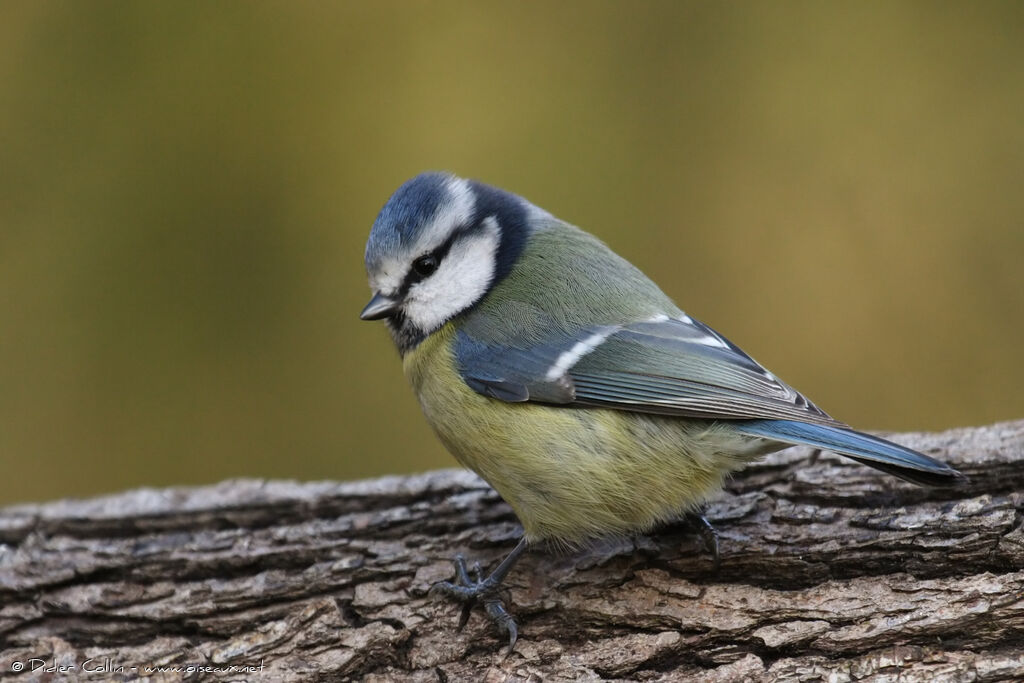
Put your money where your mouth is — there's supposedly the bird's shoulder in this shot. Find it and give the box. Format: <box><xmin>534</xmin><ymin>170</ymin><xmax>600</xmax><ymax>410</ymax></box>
<box><xmin>463</xmin><ymin>218</ymin><xmax>680</xmax><ymax>347</ymax></box>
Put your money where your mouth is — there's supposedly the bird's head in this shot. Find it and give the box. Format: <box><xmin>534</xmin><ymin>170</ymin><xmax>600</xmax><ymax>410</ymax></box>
<box><xmin>361</xmin><ymin>172</ymin><xmax>533</xmax><ymax>352</ymax></box>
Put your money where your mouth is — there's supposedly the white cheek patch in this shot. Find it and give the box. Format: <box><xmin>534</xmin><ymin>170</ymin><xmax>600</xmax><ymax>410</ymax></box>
<box><xmin>402</xmin><ymin>219</ymin><xmax>501</xmax><ymax>333</ymax></box>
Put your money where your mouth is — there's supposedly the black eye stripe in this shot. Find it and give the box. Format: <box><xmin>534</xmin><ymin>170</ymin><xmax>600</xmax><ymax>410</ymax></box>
<box><xmin>396</xmin><ymin>225</ymin><xmax>473</xmax><ymax>295</ymax></box>
<box><xmin>406</xmin><ymin>241</ymin><xmax>451</xmax><ymax>284</ymax></box>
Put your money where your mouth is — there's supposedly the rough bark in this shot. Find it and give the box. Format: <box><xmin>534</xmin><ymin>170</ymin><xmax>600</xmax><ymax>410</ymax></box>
<box><xmin>1</xmin><ymin>420</ymin><xmax>1022</xmax><ymax>682</ymax></box>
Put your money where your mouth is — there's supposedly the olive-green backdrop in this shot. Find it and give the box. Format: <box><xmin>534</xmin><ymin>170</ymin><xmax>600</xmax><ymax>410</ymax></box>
<box><xmin>2</xmin><ymin>1</ymin><xmax>1022</xmax><ymax>505</ymax></box>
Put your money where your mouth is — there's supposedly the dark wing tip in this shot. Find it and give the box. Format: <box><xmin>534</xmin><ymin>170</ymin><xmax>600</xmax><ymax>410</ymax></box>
<box><xmin>845</xmin><ymin>455</ymin><xmax>967</xmax><ymax>487</ymax></box>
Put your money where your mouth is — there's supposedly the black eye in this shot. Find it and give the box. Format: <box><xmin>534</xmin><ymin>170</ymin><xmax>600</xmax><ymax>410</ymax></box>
<box><xmin>412</xmin><ymin>254</ymin><xmax>439</xmax><ymax>278</ymax></box>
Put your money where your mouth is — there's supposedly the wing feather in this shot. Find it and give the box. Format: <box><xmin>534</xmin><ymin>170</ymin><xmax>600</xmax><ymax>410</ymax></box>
<box><xmin>456</xmin><ymin>313</ymin><xmax>840</xmax><ymax>426</ymax></box>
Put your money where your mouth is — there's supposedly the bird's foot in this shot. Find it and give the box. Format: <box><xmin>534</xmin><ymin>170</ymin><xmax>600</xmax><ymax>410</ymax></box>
<box><xmin>431</xmin><ymin>554</ymin><xmax>518</xmax><ymax>651</ymax></box>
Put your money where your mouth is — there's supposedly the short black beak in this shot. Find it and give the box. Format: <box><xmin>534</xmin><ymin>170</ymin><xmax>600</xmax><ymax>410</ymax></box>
<box><xmin>360</xmin><ymin>292</ymin><xmax>400</xmax><ymax>320</ymax></box>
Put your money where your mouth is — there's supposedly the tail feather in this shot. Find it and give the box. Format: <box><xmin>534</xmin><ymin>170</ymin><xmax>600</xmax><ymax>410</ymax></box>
<box><xmin>735</xmin><ymin>419</ymin><xmax>964</xmax><ymax>487</ymax></box>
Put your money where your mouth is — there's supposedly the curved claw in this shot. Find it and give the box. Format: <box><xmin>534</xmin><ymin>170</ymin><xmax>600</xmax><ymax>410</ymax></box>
<box><xmin>483</xmin><ymin>597</ymin><xmax>518</xmax><ymax>652</ymax></box>
<box><xmin>506</xmin><ymin>618</ymin><xmax>518</xmax><ymax>652</ymax></box>
<box><xmin>432</xmin><ymin>572</ymin><xmax>518</xmax><ymax>649</ymax></box>
<box><xmin>456</xmin><ymin>602</ymin><xmax>473</xmax><ymax>631</ymax></box>
<box><xmin>430</xmin><ymin>539</ymin><xmax>529</xmax><ymax>652</ymax></box>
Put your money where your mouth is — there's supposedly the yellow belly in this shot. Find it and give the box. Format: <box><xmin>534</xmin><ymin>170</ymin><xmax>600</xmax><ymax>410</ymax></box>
<box><xmin>404</xmin><ymin>324</ymin><xmax>770</xmax><ymax>544</ymax></box>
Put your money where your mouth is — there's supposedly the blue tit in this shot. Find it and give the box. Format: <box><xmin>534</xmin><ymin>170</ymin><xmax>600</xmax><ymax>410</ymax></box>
<box><xmin>360</xmin><ymin>172</ymin><xmax>962</xmax><ymax>649</ymax></box>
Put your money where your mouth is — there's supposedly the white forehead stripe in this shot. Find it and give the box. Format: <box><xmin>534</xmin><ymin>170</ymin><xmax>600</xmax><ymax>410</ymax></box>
<box><xmin>421</xmin><ymin>176</ymin><xmax>475</xmax><ymax>250</ymax></box>
<box><xmin>545</xmin><ymin>329</ymin><xmax>615</xmax><ymax>381</ymax></box>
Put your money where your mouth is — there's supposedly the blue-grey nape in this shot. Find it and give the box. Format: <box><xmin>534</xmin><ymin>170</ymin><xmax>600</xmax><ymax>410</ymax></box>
<box><xmin>465</xmin><ymin>179</ymin><xmax>530</xmax><ymax>285</ymax></box>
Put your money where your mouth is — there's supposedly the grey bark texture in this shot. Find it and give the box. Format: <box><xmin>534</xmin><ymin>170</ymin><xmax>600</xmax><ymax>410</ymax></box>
<box><xmin>1</xmin><ymin>420</ymin><xmax>1022</xmax><ymax>682</ymax></box>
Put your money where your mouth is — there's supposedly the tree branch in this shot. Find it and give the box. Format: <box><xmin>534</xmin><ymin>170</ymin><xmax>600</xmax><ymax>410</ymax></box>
<box><xmin>1</xmin><ymin>421</ymin><xmax>1022</xmax><ymax>680</ymax></box>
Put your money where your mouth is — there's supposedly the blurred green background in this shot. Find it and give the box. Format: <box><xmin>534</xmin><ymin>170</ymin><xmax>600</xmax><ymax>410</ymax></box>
<box><xmin>2</xmin><ymin>2</ymin><xmax>1022</xmax><ymax>506</ymax></box>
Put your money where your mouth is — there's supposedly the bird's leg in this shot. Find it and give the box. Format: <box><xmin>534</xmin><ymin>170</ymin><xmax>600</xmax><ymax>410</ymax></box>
<box><xmin>659</xmin><ymin>510</ymin><xmax>722</xmax><ymax>566</ymax></box>
<box><xmin>431</xmin><ymin>537</ymin><xmax>529</xmax><ymax>652</ymax></box>
<box><xmin>685</xmin><ymin>511</ymin><xmax>721</xmax><ymax>570</ymax></box>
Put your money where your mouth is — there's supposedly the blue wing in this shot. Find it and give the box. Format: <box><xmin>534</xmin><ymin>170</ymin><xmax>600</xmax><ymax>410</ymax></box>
<box><xmin>454</xmin><ymin>324</ymin><xmax>616</xmax><ymax>404</ymax></box>
<box><xmin>455</xmin><ymin>313</ymin><xmax>962</xmax><ymax>486</ymax></box>
<box><xmin>568</xmin><ymin>317</ymin><xmax>837</xmax><ymax>424</ymax></box>
<box><xmin>456</xmin><ymin>314</ymin><xmax>838</xmax><ymax>426</ymax></box>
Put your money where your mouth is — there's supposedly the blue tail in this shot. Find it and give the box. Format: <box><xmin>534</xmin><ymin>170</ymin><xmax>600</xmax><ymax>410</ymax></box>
<box><xmin>735</xmin><ymin>419</ymin><xmax>963</xmax><ymax>487</ymax></box>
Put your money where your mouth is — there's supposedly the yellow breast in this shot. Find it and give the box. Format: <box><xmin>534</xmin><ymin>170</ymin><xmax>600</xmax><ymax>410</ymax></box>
<box><xmin>403</xmin><ymin>323</ymin><xmax>769</xmax><ymax>545</ymax></box>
